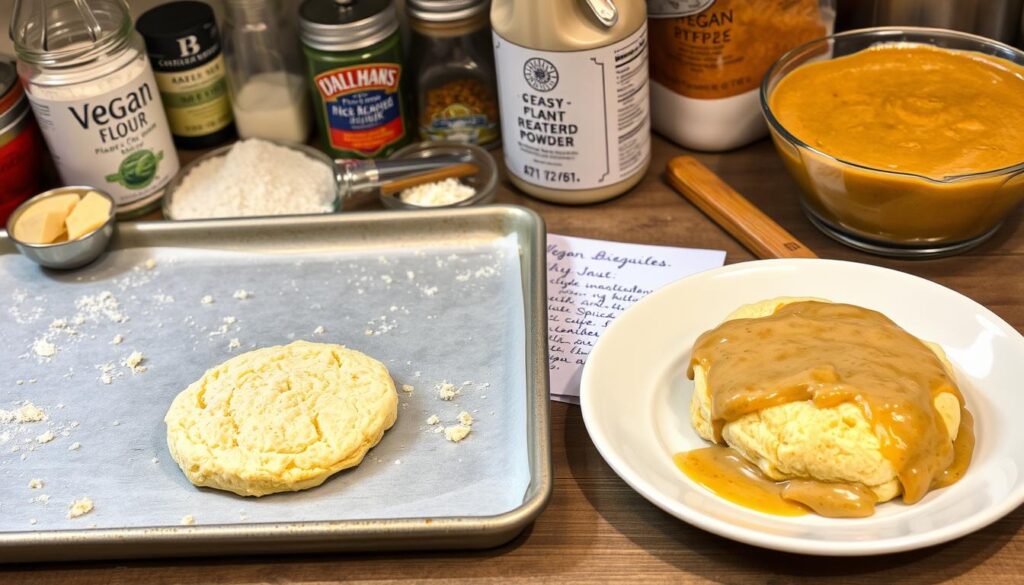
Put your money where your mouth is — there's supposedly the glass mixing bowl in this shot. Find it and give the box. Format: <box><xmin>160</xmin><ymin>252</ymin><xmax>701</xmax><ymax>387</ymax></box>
<box><xmin>761</xmin><ymin>27</ymin><xmax>1024</xmax><ymax>257</ymax></box>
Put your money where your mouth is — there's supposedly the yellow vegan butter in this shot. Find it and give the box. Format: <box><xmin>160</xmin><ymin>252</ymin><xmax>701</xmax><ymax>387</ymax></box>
<box><xmin>15</xmin><ymin>209</ymin><xmax>68</xmax><ymax>244</ymax></box>
<box><xmin>13</xmin><ymin>190</ymin><xmax>111</xmax><ymax>244</ymax></box>
<box><xmin>65</xmin><ymin>191</ymin><xmax>113</xmax><ymax>240</ymax></box>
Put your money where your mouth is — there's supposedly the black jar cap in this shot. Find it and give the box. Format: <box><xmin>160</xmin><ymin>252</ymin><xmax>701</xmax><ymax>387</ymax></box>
<box><xmin>136</xmin><ymin>1</ymin><xmax>216</xmax><ymax>39</ymax></box>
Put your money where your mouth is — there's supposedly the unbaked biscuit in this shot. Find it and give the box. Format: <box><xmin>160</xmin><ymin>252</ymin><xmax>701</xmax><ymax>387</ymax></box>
<box><xmin>165</xmin><ymin>340</ymin><xmax>398</xmax><ymax>496</ymax></box>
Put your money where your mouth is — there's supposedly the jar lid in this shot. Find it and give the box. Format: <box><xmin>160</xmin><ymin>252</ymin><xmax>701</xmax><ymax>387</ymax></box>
<box><xmin>135</xmin><ymin>1</ymin><xmax>215</xmax><ymax>40</ymax></box>
<box><xmin>406</xmin><ymin>0</ymin><xmax>489</xmax><ymax>22</ymax></box>
<box><xmin>10</xmin><ymin>0</ymin><xmax>132</xmax><ymax>66</ymax></box>
<box><xmin>299</xmin><ymin>0</ymin><xmax>399</xmax><ymax>52</ymax></box>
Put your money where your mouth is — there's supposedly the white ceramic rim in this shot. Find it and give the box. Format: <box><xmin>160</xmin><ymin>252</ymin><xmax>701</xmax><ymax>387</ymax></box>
<box><xmin>580</xmin><ymin>258</ymin><xmax>1024</xmax><ymax>556</ymax></box>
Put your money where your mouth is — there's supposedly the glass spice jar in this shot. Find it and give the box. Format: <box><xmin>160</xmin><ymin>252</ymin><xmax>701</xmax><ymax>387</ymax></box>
<box><xmin>299</xmin><ymin>0</ymin><xmax>411</xmax><ymax>159</ymax></box>
<box><xmin>407</xmin><ymin>0</ymin><xmax>500</xmax><ymax>148</ymax></box>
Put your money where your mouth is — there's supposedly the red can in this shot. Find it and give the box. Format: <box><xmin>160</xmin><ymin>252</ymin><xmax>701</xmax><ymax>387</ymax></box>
<box><xmin>0</xmin><ymin>60</ymin><xmax>43</xmax><ymax>225</ymax></box>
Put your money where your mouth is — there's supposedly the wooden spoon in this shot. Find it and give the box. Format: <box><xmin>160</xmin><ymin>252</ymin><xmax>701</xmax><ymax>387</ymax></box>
<box><xmin>666</xmin><ymin>156</ymin><xmax>817</xmax><ymax>259</ymax></box>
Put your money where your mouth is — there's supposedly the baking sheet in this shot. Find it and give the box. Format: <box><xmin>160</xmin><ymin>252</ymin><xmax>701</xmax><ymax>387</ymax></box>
<box><xmin>0</xmin><ymin>214</ymin><xmax>536</xmax><ymax>540</ymax></box>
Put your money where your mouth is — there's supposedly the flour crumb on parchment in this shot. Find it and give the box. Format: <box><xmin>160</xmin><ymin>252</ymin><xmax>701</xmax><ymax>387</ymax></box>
<box><xmin>66</xmin><ymin>497</ymin><xmax>94</xmax><ymax>519</ymax></box>
<box><xmin>28</xmin><ymin>479</ymin><xmax>43</xmax><ymax>489</ymax></box>
<box><xmin>123</xmin><ymin>351</ymin><xmax>147</xmax><ymax>374</ymax></box>
<box><xmin>180</xmin><ymin>515</ymin><xmax>196</xmax><ymax>525</ymax></box>
<box><xmin>444</xmin><ymin>425</ymin><xmax>471</xmax><ymax>443</ymax></box>
<box><xmin>232</xmin><ymin>289</ymin><xmax>252</xmax><ymax>300</ymax></box>
<box><xmin>436</xmin><ymin>382</ymin><xmax>458</xmax><ymax>401</ymax></box>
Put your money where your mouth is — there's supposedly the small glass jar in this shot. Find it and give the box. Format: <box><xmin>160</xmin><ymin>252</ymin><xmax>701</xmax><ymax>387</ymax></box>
<box><xmin>11</xmin><ymin>0</ymin><xmax>180</xmax><ymax>218</ymax></box>
<box><xmin>407</xmin><ymin>0</ymin><xmax>500</xmax><ymax>148</ymax></box>
<box><xmin>222</xmin><ymin>0</ymin><xmax>313</xmax><ymax>144</ymax></box>
<box><xmin>299</xmin><ymin>0</ymin><xmax>412</xmax><ymax>159</ymax></box>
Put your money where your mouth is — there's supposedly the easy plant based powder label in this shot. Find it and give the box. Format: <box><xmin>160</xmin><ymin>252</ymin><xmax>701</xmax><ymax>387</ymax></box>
<box><xmin>27</xmin><ymin>57</ymin><xmax>178</xmax><ymax>211</ymax></box>
<box><xmin>493</xmin><ymin>25</ymin><xmax>650</xmax><ymax>191</ymax></box>
<box><xmin>313</xmin><ymin>64</ymin><xmax>406</xmax><ymax>156</ymax></box>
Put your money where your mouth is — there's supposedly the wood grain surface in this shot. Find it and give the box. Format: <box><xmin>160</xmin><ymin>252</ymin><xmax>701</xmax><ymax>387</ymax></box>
<box><xmin>5</xmin><ymin>135</ymin><xmax>1024</xmax><ymax>584</ymax></box>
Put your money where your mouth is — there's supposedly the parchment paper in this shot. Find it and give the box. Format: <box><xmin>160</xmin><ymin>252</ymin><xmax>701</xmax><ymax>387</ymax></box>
<box><xmin>0</xmin><ymin>237</ymin><xmax>529</xmax><ymax>531</ymax></box>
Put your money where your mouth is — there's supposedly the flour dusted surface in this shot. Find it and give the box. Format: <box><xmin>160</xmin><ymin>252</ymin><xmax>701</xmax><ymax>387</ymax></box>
<box><xmin>168</xmin><ymin>139</ymin><xmax>336</xmax><ymax>219</ymax></box>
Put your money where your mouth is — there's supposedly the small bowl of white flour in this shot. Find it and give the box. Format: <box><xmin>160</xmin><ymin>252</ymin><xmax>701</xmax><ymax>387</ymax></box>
<box><xmin>380</xmin><ymin>142</ymin><xmax>498</xmax><ymax>210</ymax></box>
<box><xmin>162</xmin><ymin>139</ymin><xmax>340</xmax><ymax>220</ymax></box>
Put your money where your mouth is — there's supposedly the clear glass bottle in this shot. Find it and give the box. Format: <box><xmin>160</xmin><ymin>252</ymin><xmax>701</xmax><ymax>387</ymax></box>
<box><xmin>10</xmin><ymin>0</ymin><xmax>180</xmax><ymax>217</ymax></box>
<box><xmin>222</xmin><ymin>0</ymin><xmax>312</xmax><ymax>144</ymax></box>
<box><xmin>407</xmin><ymin>0</ymin><xmax>500</xmax><ymax>147</ymax></box>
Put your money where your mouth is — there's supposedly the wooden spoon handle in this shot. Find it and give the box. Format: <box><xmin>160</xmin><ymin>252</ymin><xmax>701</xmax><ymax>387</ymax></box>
<box><xmin>666</xmin><ymin>155</ymin><xmax>817</xmax><ymax>259</ymax></box>
<box><xmin>379</xmin><ymin>163</ymin><xmax>480</xmax><ymax>197</ymax></box>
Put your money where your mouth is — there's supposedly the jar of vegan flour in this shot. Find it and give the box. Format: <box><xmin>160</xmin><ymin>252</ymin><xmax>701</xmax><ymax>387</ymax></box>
<box><xmin>11</xmin><ymin>0</ymin><xmax>180</xmax><ymax>217</ymax></box>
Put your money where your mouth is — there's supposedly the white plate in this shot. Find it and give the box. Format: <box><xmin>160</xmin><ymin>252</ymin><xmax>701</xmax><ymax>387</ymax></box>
<box><xmin>580</xmin><ymin>259</ymin><xmax>1024</xmax><ymax>556</ymax></box>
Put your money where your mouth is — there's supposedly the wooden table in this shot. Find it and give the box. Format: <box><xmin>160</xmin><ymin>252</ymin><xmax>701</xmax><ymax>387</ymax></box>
<box><xmin>7</xmin><ymin>136</ymin><xmax>1024</xmax><ymax>584</ymax></box>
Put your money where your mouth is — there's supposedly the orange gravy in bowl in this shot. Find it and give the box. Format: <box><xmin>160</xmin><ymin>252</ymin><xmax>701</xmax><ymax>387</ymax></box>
<box><xmin>770</xmin><ymin>44</ymin><xmax>1024</xmax><ymax>178</ymax></box>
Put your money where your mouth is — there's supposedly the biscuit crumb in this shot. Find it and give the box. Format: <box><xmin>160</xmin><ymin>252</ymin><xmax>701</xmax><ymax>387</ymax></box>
<box><xmin>50</xmin><ymin>319</ymin><xmax>67</xmax><ymax>330</ymax></box>
<box><xmin>67</xmin><ymin>497</ymin><xmax>94</xmax><ymax>519</ymax></box>
<box><xmin>33</xmin><ymin>339</ymin><xmax>56</xmax><ymax>358</ymax></box>
<box><xmin>200</xmin><ymin>295</ymin><xmax>214</xmax><ymax>305</ymax></box>
<box><xmin>144</xmin><ymin>258</ymin><xmax>157</xmax><ymax>270</ymax></box>
<box><xmin>232</xmin><ymin>289</ymin><xmax>252</xmax><ymax>300</ymax></box>
<box><xmin>457</xmin><ymin>411</ymin><xmax>473</xmax><ymax>426</ymax></box>
<box><xmin>223</xmin><ymin>316</ymin><xmax>237</xmax><ymax>325</ymax></box>
<box><xmin>401</xmin><ymin>384</ymin><xmax>414</xmax><ymax>394</ymax></box>
<box><xmin>111</xmin><ymin>334</ymin><xmax>124</xmax><ymax>345</ymax></box>
<box><xmin>228</xmin><ymin>338</ymin><xmax>241</xmax><ymax>350</ymax></box>
<box><xmin>10</xmin><ymin>403</ymin><xmax>46</xmax><ymax>423</ymax></box>
<box><xmin>180</xmin><ymin>515</ymin><xmax>195</xmax><ymax>525</ymax></box>
<box><xmin>313</xmin><ymin>325</ymin><xmax>325</xmax><ymax>335</ymax></box>
<box><xmin>28</xmin><ymin>478</ymin><xmax>43</xmax><ymax>489</ymax></box>
<box><xmin>426</xmin><ymin>414</ymin><xmax>440</xmax><ymax>425</ymax></box>
<box><xmin>436</xmin><ymin>382</ymin><xmax>458</xmax><ymax>401</ymax></box>
<box><xmin>29</xmin><ymin>518</ymin><xmax>37</xmax><ymax>525</ymax></box>
<box><xmin>35</xmin><ymin>431</ymin><xmax>55</xmax><ymax>444</ymax></box>
<box><xmin>68</xmin><ymin>442</ymin><xmax>81</xmax><ymax>451</ymax></box>
<box><xmin>123</xmin><ymin>351</ymin><xmax>147</xmax><ymax>374</ymax></box>
<box><xmin>444</xmin><ymin>425</ymin><xmax>471</xmax><ymax>443</ymax></box>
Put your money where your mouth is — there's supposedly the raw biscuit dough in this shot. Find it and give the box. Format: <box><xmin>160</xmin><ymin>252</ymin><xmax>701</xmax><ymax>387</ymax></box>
<box><xmin>165</xmin><ymin>340</ymin><xmax>398</xmax><ymax>496</ymax></box>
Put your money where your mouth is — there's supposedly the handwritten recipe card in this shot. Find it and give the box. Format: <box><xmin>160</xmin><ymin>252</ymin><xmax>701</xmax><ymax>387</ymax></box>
<box><xmin>546</xmin><ymin>235</ymin><xmax>726</xmax><ymax>404</ymax></box>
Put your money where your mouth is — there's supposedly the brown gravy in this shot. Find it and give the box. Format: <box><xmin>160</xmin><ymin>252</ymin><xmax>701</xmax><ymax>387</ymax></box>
<box><xmin>684</xmin><ymin>301</ymin><xmax>974</xmax><ymax>514</ymax></box>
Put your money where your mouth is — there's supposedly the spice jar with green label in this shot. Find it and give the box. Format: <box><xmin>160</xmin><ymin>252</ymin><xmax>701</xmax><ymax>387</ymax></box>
<box><xmin>407</xmin><ymin>0</ymin><xmax>500</xmax><ymax>148</ymax></box>
<box><xmin>299</xmin><ymin>0</ymin><xmax>411</xmax><ymax>159</ymax></box>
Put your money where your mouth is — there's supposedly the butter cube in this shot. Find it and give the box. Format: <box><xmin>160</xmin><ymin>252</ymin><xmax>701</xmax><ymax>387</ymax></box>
<box><xmin>30</xmin><ymin>193</ymin><xmax>80</xmax><ymax>218</ymax></box>
<box><xmin>15</xmin><ymin>209</ymin><xmax>67</xmax><ymax>244</ymax></box>
<box><xmin>65</xmin><ymin>191</ymin><xmax>112</xmax><ymax>241</ymax></box>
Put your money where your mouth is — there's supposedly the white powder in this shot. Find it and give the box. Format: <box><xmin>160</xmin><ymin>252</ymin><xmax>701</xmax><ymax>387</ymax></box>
<box><xmin>169</xmin><ymin>139</ymin><xmax>335</xmax><ymax>219</ymax></box>
<box><xmin>400</xmin><ymin>178</ymin><xmax>476</xmax><ymax>207</ymax></box>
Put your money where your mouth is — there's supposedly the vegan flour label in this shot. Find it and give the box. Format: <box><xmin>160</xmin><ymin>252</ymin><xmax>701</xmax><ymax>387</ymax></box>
<box><xmin>493</xmin><ymin>25</ymin><xmax>650</xmax><ymax>191</ymax></box>
<box><xmin>313</xmin><ymin>64</ymin><xmax>406</xmax><ymax>157</ymax></box>
<box><xmin>28</xmin><ymin>55</ymin><xmax>179</xmax><ymax>212</ymax></box>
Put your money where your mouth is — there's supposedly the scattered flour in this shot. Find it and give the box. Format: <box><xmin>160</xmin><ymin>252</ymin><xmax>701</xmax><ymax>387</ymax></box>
<box><xmin>233</xmin><ymin>289</ymin><xmax>252</xmax><ymax>300</ymax></box>
<box><xmin>123</xmin><ymin>351</ymin><xmax>147</xmax><ymax>374</ymax></box>
<box><xmin>35</xmin><ymin>431</ymin><xmax>55</xmax><ymax>444</ymax></box>
<box><xmin>32</xmin><ymin>339</ymin><xmax>56</xmax><ymax>358</ymax></box>
<box><xmin>180</xmin><ymin>515</ymin><xmax>196</xmax><ymax>526</ymax></box>
<box><xmin>28</xmin><ymin>479</ymin><xmax>43</xmax><ymax>489</ymax></box>
<box><xmin>426</xmin><ymin>414</ymin><xmax>440</xmax><ymax>425</ymax></box>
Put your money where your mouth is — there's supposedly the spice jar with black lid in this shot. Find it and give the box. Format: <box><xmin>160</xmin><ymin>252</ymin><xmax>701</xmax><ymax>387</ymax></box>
<box><xmin>407</xmin><ymin>0</ymin><xmax>500</xmax><ymax>148</ymax></box>
<box><xmin>136</xmin><ymin>1</ymin><xmax>236</xmax><ymax>149</ymax></box>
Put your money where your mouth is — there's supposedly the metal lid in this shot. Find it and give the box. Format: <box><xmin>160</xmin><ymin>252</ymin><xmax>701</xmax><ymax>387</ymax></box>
<box><xmin>299</xmin><ymin>0</ymin><xmax>398</xmax><ymax>52</ymax></box>
<box><xmin>406</xmin><ymin>0</ymin><xmax>489</xmax><ymax>22</ymax></box>
<box><xmin>10</xmin><ymin>0</ymin><xmax>133</xmax><ymax>66</ymax></box>
<box><xmin>135</xmin><ymin>0</ymin><xmax>215</xmax><ymax>39</ymax></box>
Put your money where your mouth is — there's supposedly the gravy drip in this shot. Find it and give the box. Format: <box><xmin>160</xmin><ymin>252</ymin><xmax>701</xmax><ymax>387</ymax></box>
<box><xmin>688</xmin><ymin>301</ymin><xmax>969</xmax><ymax>505</ymax></box>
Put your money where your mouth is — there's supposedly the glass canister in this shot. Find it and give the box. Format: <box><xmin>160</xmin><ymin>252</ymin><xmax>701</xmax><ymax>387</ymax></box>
<box><xmin>299</xmin><ymin>0</ymin><xmax>411</xmax><ymax>159</ymax></box>
<box><xmin>222</xmin><ymin>0</ymin><xmax>313</xmax><ymax>144</ymax></box>
<box><xmin>10</xmin><ymin>0</ymin><xmax>180</xmax><ymax>218</ymax></box>
<box><xmin>407</xmin><ymin>0</ymin><xmax>500</xmax><ymax>148</ymax></box>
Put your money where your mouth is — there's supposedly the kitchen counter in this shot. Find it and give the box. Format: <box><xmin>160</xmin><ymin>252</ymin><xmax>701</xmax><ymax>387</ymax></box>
<box><xmin>6</xmin><ymin>134</ymin><xmax>1024</xmax><ymax>584</ymax></box>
